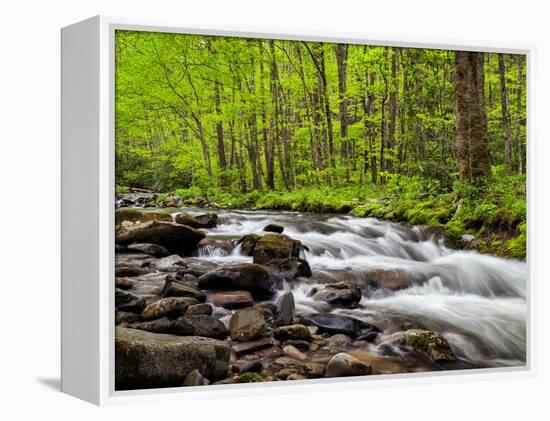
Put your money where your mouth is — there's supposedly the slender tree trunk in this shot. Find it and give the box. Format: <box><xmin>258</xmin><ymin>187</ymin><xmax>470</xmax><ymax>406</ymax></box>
<box><xmin>516</xmin><ymin>55</ymin><xmax>524</xmax><ymax>174</ymax></box>
<box><xmin>336</xmin><ymin>43</ymin><xmax>350</xmax><ymax>182</ymax></box>
<box><xmin>213</xmin><ymin>80</ymin><xmax>228</xmax><ymax>185</ymax></box>
<box><xmin>499</xmin><ymin>54</ymin><xmax>513</xmax><ymax>172</ymax></box>
<box><xmin>388</xmin><ymin>47</ymin><xmax>399</xmax><ymax>174</ymax></box>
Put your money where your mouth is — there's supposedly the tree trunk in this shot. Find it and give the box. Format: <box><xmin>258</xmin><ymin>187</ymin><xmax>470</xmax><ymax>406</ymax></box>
<box><xmin>499</xmin><ymin>54</ymin><xmax>513</xmax><ymax>172</ymax></box>
<box><xmin>515</xmin><ymin>55</ymin><xmax>524</xmax><ymax>174</ymax></box>
<box><xmin>336</xmin><ymin>43</ymin><xmax>350</xmax><ymax>182</ymax></box>
<box><xmin>454</xmin><ymin>51</ymin><xmax>491</xmax><ymax>181</ymax></box>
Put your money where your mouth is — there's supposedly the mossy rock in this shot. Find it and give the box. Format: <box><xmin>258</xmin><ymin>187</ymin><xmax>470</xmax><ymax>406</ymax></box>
<box><xmin>237</xmin><ymin>233</ymin><xmax>261</xmax><ymax>256</ymax></box>
<box><xmin>235</xmin><ymin>372</ymin><xmax>264</xmax><ymax>383</ymax></box>
<box><xmin>253</xmin><ymin>234</ymin><xmax>304</xmax><ymax>265</ymax></box>
<box><xmin>115</xmin><ymin>208</ymin><xmax>172</xmax><ymax>226</ymax></box>
<box><xmin>405</xmin><ymin>329</ymin><xmax>456</xmax><ymax>362</ymax></box>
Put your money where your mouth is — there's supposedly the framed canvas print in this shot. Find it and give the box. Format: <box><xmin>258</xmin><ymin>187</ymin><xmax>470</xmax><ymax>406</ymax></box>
<box><xmin>61</xmin><ymin>16</ymin><xmax>531</xmax><ymax>405</ymax></box>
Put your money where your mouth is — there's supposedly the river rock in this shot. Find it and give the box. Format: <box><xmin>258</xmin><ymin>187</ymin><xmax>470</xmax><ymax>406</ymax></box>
<box><xmin>237</xmin><ymin>233</ymin><xmax>261</xmax><ymax>256</ymax></box>
<box><xmin>263</xmin><ymin>224</ymin><xmax>284</xmax><ymax>234</ymax></box>
<box><xmin>229</xmin><ymin>307</ymin><xmax>266</xmax><ymax>342</ymax></box>
<box><xmin>198</xmin><ymin>263</ymin><xmax>273</xmax><ymax>296</ymax></box>
<box><xmin>185</xmin><ymin>303</ymin><xmax>213</xmax><ymax>316</ymax></box>
<box><xmin>363</xmin><ymin>269</ymin><xmax>412</xmax><ymax>290</ymax></box>
<box><xmin>273</xmin><ymin>324</ymin><xmax>312</xmax><ymax>341</ymax></box>
<box><xmin>183</xmin><ymin>369</ymin><xmax>210</xmax><ymax>386</ymax></box>
<box><xmin>235</xmin><ymin>372</ymin><xmax>264</xmax><ymax>383</ymax></box>
<box><xmin>232</xmin><ymin>360</ymin><xmax>263</xmax><ymax>374</ymax></box>
<box><xmin>325</xmin><ymin>352</ymin><xmax>372</xmax><ymax>377</ymax></box>
<box><xmin>175</xmin><ymin>212</ymin><xmax>218</xmax><ymax>229</ymax></box>
<box><xmin>276</xmin><ymin>291</ymin><xmax>295</xmax><ymax>325</ymax></box>
<box><xmin>115</xmin><ymin>288</ymin><xmax>147</xmax><ymax>313</ymax></box>
<box><xmin>115</xmin><ymin>326</ymin><xmax>230</xmax><ymax>390</ymax></box>
<box><xmin>141</xmin><ymin>297</ymin><xmax>198</xmax><ymax>320</ymax></box>
<box><xmin>116</xmin><ymin>221</ymin><xmax>205</xmax><ymax>255</ymax></box>
<box><xmin>172</xmin><ymin>315</ymin><xmax>228</xmax><ymax>339</ymax></box>
<box><xmin>127</xmin><ymin>243</ymin><xmax>171</xmax><ymax>258</ymax></box>
<box><xmin>115</xmin><ymin>208</ymin><xmax>172</xmax><ymax>227</ymax></box>
<box><xmin>326</xmin><ymin>334</ymin><xmax>352</xmax><ymax>346</ymax></box>
<box><xmin>115</xmin><ymin>265</ymin><xmax>147</xmax><ymax>277</ymax></box>
<box><xmin>115</xmin><ymin>311</ymin><xmax>141</xmax><ymax>325</ymax></box>
<box><xmin>312</xmin><ymin>282</ymin><xmax>362</xmax><ymax>308</ymax></box>
<box><xmin>115</xmin><ymin>277</ymin><xmax>136</xmax><ymax>290</ymax></box>
<box><xmin>232</xmin><ymin>337</ymin><xmax>277</xmax><ymax>355</ymax></box>
<box><xmin>265</xmin><ymin>257</ymin><xmax>312</xmax><ymax>278</ymax></box>
<box><xmin>299</xmin><ymin>313</ymin><xmax>379</xmax><ymax>338</ymax></box>
<box><xmin>253</xmin><ymin>234</ymin><xmax>305</xmax><ymax>265</ymax></box>
<box><xmin>283</xmin><ymin>345</ymin><xmax>307</xmax><ymax>361</ymax></box>
<box><xmin>405</xmin><ymin>329</ymin><xmax>456</xmax><ymax>362</ymax></box>
<box><xmin>127</xmin><ymin>317</ymin><xmax>175</xmax><ymax>334</ymax></box>
<box><xmin>206</xmin><ymin>290</ymin><xmax>254</xmax><ymax>309</ymax></box>
<box><xmin>162</xmin><ymin>279</ymin><xmax>206</xmax><ymax>302</ymax></box>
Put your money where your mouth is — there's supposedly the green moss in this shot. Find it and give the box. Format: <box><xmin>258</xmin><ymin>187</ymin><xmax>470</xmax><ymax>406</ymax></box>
<box><xmin>235</xmin><ymin>372</ymin><xmax>264</xmax><ymax>383</ymax></box>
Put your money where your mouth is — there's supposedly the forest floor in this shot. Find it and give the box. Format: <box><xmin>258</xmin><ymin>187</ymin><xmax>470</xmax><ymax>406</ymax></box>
<box><xmin>118</xmin><ymin>167</ymin><xmax>526</xmax><ymax>259</ymax></box>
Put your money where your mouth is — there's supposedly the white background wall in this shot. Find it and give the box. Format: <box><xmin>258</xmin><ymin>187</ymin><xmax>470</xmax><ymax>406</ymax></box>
<box><xmin>1</xmin><ymin>0</ymin><xmax>548</xmax><ymax>418</ymax></box>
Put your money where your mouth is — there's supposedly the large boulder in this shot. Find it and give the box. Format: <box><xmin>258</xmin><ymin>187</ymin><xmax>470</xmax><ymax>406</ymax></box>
<box><xmin>197</xmin><ymin>264</ymin><xmax>273</xmax><ymax>296</ymax></box>
<box><xmin>115</xmin><ymin>208</ymin><xmax>172</xmax><ymax>227</ymax></box>
<box><xmin>253</xmin><ymin>234</ymin><xmax>305</xmax><ymax>265</ymax></box>
<box><xmin>312</xmin><ymin>282</ymin><xmax>362</xmax><ymax>308</ymax></box>
<box><xmin>116</xmin><ymin>221</ymin><xmax>205</xmax><ymax>255</ymax></box>
<box><xmin>326</xmin><ymin>353</ymin><xmax>371</xmax><ymax>377</ymax></box>
<box><xmin>206</xmin><ymin>290</ymin><xmax>254</xmax><ymax>309</ymax></box>
<box><xmin>236</xmin><ymin>234</ymin><xmax>261</xmax><ymax>256</ymax></box>
<box><xmin>404</xmin><ymin>329</ymin><xmax>456</xmax><ymax>362</ymax></box>
<box><xmin>115</xmin><ymin>327</ymin><xmax>230</xmax><ymax>390</ymax></box>
<box><xmin>172</xmin><ymin>315</ymin><xmax>228</xmax><ymax>339</ymax></box>
<box><xmin>299</xmin><ymin>313</ymin><xmax>379</xmax><ymax>338</ymax></box>
<box><xmin>175</xmin><ymin>212</ymin><xmax>218</xmax><ymax>229</ymax></box>
<box><xmin>141</xmin><ymin>297</ymin><xmax>198</xmax><ymax>320</ymax></box>
<box><xmin>228</xmin><ymin>307</ymin><xmax>266</xmax><ymax>342</ymax></box>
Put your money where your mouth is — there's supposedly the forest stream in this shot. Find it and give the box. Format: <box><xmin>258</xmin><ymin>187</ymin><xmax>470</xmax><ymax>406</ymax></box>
<box><xmin>115</xmin><ymin>199</ymin><xmax>527</xmax><ymax>389</ymax></box>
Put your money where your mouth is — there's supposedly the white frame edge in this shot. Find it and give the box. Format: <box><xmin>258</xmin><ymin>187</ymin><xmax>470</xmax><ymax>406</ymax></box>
<box><xmin>60</xmin><ymin>14</ymin><xmax>536</xmax><ymax>406</ymax></box>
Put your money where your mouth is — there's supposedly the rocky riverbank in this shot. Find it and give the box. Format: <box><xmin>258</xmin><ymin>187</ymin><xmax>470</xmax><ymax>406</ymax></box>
<box><xmin>114</xmin><ymin>200</ymin><xmax>526</xmax><ymax>390</ymax></box>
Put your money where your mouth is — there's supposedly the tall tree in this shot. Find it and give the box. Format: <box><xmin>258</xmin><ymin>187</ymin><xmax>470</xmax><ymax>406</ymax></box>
<box><xmin>499</xmin><ymin>54</ymin><xmax>513</xmax><ymax>172</ymax></box>
<box><xmin>454</xmin><ymin>51</ymin><xmax>491</xmax><ymax>181</ymax></box>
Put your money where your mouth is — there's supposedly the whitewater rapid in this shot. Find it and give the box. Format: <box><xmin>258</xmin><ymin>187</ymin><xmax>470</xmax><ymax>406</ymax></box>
<box><xmin>187</xmin><ymin>208</ymin><xmax>527</xmax><ymax>368</ymax></box>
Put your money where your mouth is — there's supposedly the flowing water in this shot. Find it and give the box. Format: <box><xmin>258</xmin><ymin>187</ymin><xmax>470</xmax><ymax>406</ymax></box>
<box><xmin>184</xmin><ymin>208</ymin><xmax>527</xmax><ymax>369</ymax></box>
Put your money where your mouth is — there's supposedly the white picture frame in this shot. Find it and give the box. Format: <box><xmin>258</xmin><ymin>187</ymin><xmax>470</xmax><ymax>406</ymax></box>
<box><xmin>61</xmin><ymin>15</ymin><xmax>535</xmax><ymax>406</ymax></box>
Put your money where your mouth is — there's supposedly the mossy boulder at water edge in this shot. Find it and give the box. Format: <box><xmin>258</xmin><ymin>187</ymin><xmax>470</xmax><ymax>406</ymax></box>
<box><xmin>115</xmin><ymin>208</ymin><xmax>172</xmax><ymax>226</ymax></box>
<box><xmin>115</xmin><ymin>221</ymin><xmax>205</xmax><ymax>255</ymax></box>
<box><xmin>115</xmin><ymin>326</ymin><xmax>230</xmax><ymax>390</ymax></box>
<box><xmin>253</xmin><ymin>234</ymin><xmax>306</xmax><ymax>264</ymax></box>
<box><xmin>405</xmin><ymin>329</ymin><xmax>456</xmax><ymax>362</ymax></box>
<box><xmin>237</xmin><ymin>233</ymin><xmax>261</xmax><ymax>255</ymax></box>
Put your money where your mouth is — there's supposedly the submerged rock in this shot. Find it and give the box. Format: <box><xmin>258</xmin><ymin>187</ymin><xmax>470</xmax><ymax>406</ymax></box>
<box><xmin>253</xmin><ymin>234</ymin><xmax>305</xmax><ymax>265</ymax></box>
<box><xmin>312</xmin><ymin>282</ymin><xmax>362</xmax><ymax>308</ymax></box>
<box><xmin>198</xmin><ymin>264</ymin><xmax>273</xmax><ymax>296</ymax></box>
<box><xmin>405</xmin><ymin>329</ymin><xmax>456</xmax><ymax>362</ymax></box>
<box><xmin>326</xmin><ymin>352</ymin><xmax>371</xmax><ymax>377</ymax></box>
<box><xmin>229</xmin><ymin>307</ymin><xmax>266</xmax><ymax>342</ymax></box>
<box><xmin>116</xmin><ymin>221</ymin><xmax>205</xmax><ymax>255</ymax></box>
<box><xmin>263</xmin><ymin>224</ymin><xmax>284</xmax><ymax>234</ymax></box>
<box><xmin>299</xmin><ymin>313</ymin><xmax>379</xmax><ymax>338</ymax></box>
<box><xmin>231</xmin><ymin>337</ymin><xmax>277</xmax><ymax>355</ymax></box>
<box><xmin>115</xmin><ymin>326</ymin><xmax>229</xmax><ymax>390</ymax></box>
<box><xmin>175</xmin><ymin>212</ymin><xmax>218</xmax><ymax>229</ymax></box>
